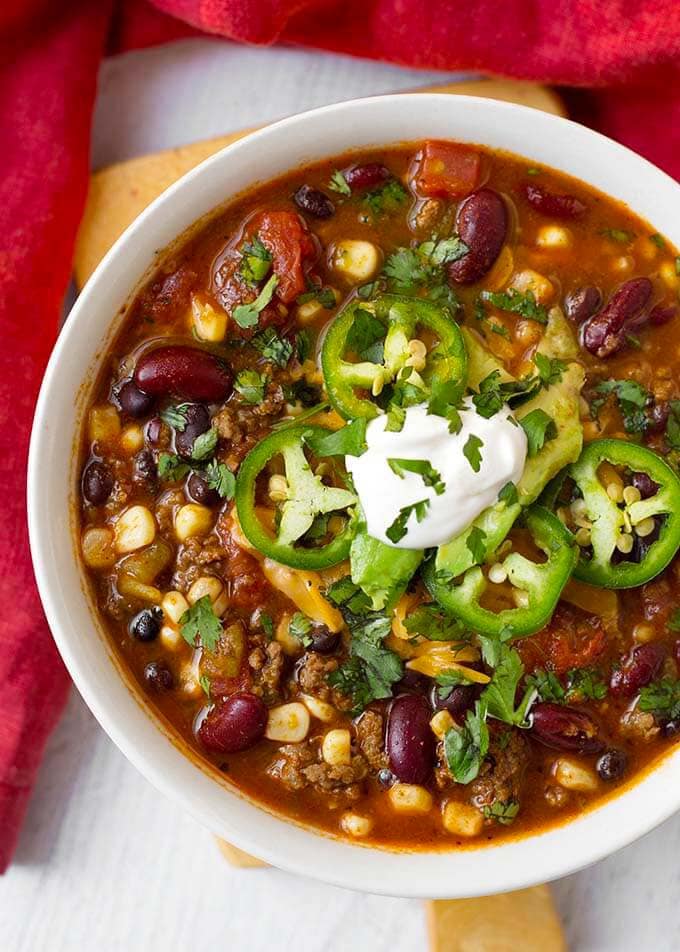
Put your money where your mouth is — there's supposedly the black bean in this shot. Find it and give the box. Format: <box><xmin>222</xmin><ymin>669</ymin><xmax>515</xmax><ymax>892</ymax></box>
<box><xmin>133</xmin><ymin>449</ymin><xmax>157</xmax><ymax>488</ymax></box>
<box><xmin>308</xmin><ymin>625</ymin><xmax>340</xmax><ymax>654</ymax></box>
<box><xmin>377</xmin><ymin>768</ymin><xmax>396</xmax><ymax>789</ymax></box>
<box><xmin>174</xmin><ymin>403</ymin><xmax>211</xmax><ymax>457</ymax></box>
<box><xmin>144</xmin><ymin>661</ymin><xmax>174</xmax><ymax>691</ymax></box>
<box><xmin>293</xmin><ymin>185</ymin><xmax>335</xmax><ymax>219</ymax></box>
<box><xmin>646</xmin><ymin>402</ymin><xmax>670</xmax><ymax>434</ymax></box>
<box><xmin>662</xmin><ymin>720</ymin><xmax>680</xmax><ymax>738</ymax></box>
<box><xmin>631</xmin><ymin>472</ymin><xmax>658</xmax><ymax>499</ymax></box>
<box><xmin>130</xmin><ymin>607</ymin><xmax>162</xmax><ymax>642</ymax></box>
<box><xmin>117</xmin><ymin>378</ymin><xmax>155</xmax><ymax>418</ymax></box>
<box><xmin>187</xmin><ymin>471</ymin><xmax>220</xmax><ymax>506</ymax></box>
<box><xmin>82</xmin><ymin>460</ymin><xmax>114</xmax><ymax>506</ymax></box>
<box><xmin>145</xmin><ymin>417</ymin><xmax>165</xmax><ymax>447</ymax></box>
<box><xmin>596</xmin><ymin>748</ymin><xmax>628</xmax><ymax>782</ymax></box>
<box><xmin>394</xmin><ymin>669</ymin><xmax>430</xmax><ymax>696</ymax></box>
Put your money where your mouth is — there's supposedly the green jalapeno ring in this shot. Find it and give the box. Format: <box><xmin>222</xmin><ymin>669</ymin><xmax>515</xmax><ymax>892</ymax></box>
<box><xmin>569</xmin><ymin>438</ymin><xmax>680</xmax><ymax>589</ymax></box>
<box><xmin>422</xmin><ymin>506</ymin><xmax>577</xmax><ymax>639</ymax></box>
<box><xmin>235</xmin><ymin>424</ymin><xmax>357</xmax><ymax>570</ymax></box>
<box><xmin>321</xmin><ymin>293</ymin><xmax>467</xmax><ymax>420</ymax></box>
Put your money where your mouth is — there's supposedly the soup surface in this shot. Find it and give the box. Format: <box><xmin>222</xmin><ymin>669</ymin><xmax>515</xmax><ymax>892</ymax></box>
<box><xmin>78</xmin><ymin>140</ymin><xmax>680</xmax><ymax>848</ymax></box>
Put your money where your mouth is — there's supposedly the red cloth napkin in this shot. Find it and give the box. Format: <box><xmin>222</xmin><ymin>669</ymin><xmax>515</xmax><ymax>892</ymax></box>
<box><xmin>1</xmin><ymin>0</ymin><xmax>679</xmax><ymax>873</ymax></box>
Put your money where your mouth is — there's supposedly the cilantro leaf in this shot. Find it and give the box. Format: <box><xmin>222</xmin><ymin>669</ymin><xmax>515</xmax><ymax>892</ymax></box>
<box><xmin>463</xmin><ymin>434</ymin><xmax>484</xmax><ymax>473</ymax></box>
<box><xmin>591</xmin><ymin>379</ymin><xmax>650</xmax><ymax>435</ymax></box>
<box><xmin>498</xmin><ymin>481</ymin><xmax>518</xmax><ymax>506</ymax></box>
<box><xmin>325</xmin><ymin>576</ymin><xmax>372</xmax><ymax>615</ymax></box>
<box><xmin>534</xmin><ymin>353</ymin><xmax>566</xmax><ymax>388</ymax></box>
<box><xmin>444</xmin><ymin>699</ymin><xmax>489</xmax><ymax>784</ymax></box>
<box><xmin>404</xmin><ymin>604</ymin><xmax>466</xmax><ymax>642</ymax></box>
<box><xmin>480</xmin><ymin>289</ymin><xmax>548</xmax><ymax>324</ymax></box>
<box><xmin>346</xmin><ymin>308</ymin><xmax>385</xmax><ymax>357</ymax></box>
<box><xmin>388</xmin><ymin>458</ymin><xmax>445</xmax><ymax>494</ymax></box>
<box><xmin>385</xmin><ymin>402</ymin><xmax>407</xmax><ymax>433</ymax></box>
<box><xmin>565</xmin><ymin>667</ymin><xmax>607</xmax><ymax>702</ymax></box>
<box><xmin>483</xmin><ymin>643</ymin><xmax>536</xmax><ymax>728</ymax></box>
<box><xmin>303</xmin><ymin>419</ymin><xmax>367</xmax><ymax>457</ymax></box>
<box><xmin>525</xmin><ymin>668</ymin><xmax>565</xmax><ymax>704</ymax></box>
<box><xmin>650</xmin><ymin>233</ymin><xmax>666</xmax><ymax>249</ymax></box>
<box><xmin>234</xmin><ymin>369</ymin><xmax>267</xmax><ymax>404</ymax></box>
<box><xmin>239</xmin><ymin>235</ymin><xmax>272</xmax><ymax>285</ymax></box>
<box><xmin>260</xmin><ymin>613</ymin><xmax>274</xmax><ymax>638</ymax></box>
<box><xmin>328</xmin><ymin>170</ymin><xmax>351</xmax><ymax>196</ymax></box>
<box><xmin>191</xmin><ymin>426</ymin><xmax>218</xmax><ymax>461</ymax></box>
<box><xmin>297</xmin><ymin>285</ymin><xmax>337</xmax><ymax>310</ymax></box>
<box><xmin>601</xmin><ymin>228</ymin><xmax>635</xmax><ymax>244</ymax></box>
<box><xmin>327</xmin><ymin>607</ymin><xmax>403</xmax><ymax>714</ymax></box>
<box><xmin>466</xmin><ymin>526</ymin><xmax>487</xmax><ymax>564</ymax></box>
<box><xmin>385</xmin><ymin>498</ymin><xmax>430</xmax><ymax>544</ymax></box>
<box><xmin>289</xmin><ymin>611</ymin><xmax>313</xmax><ymax>647</ymax></box>
<box><xmin>205</xmin><ymin>459</ymin><xmax>235</xmax><ymax>499</ymax></box>
<box><xmin>520</xmin><ymin>409</ymin><xmax>557</xmax><ymax>457</ymax></box>
<box><xmin>160</xmin><ymin>403</ymin><xmax>190</xmax><ymax>431</ymax></box>
<box><xmin>427</xmin><ymin>378</ymin><xmax>465</xmax><ymax>434</ymax></box>
<box><xmin>157</xmin><ymin>452</ymin><xmax>190</xmax><ymax>482</ymax></box>
<box><xmin>483</xmin><ymin>800</ymin><xmax>519</xmax><ymax>825</ymax></box>
<box><xmin>233</xmin><ymin>274</ymin><xmax>279</xmax><ymax>329</ymax></box>
<box><xmin>199</xmin><ymin>674</ymin><xmax>212</xmax><ymax>699</ymax></box>
<box><xmin>418</xmin><ymin>235</ymin><xmax>469</xmax><ymax>266</ymax></box>
<box><xmin>179</xmin><ymin>595</ymin><xmax>222</xmax><ymax>652</ymax></box>
<box><xmin>364</xmin><ymin>179</ymin><xmax>408</xmax><ymax>216</ymax></box>
<box><xmin>252</xmin><ymin>327</ymin><xmax>294</xmax><ymax>367</ymax></box>
<box><xmin>638</xmin><ymin>678</ymin><xmax>680</xmax><ymax>721</ymax></box>
<box><xmin>384</xmin><ymin>248</ymin><xmax>428</xmax><ymax>290</ymax></box>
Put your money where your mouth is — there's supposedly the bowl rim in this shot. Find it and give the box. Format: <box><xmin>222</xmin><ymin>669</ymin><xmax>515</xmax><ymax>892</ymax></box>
<box><xmin>28</xmin><ymin>92</ymin><xmax>680</xmax><ymax>898</ymax></box>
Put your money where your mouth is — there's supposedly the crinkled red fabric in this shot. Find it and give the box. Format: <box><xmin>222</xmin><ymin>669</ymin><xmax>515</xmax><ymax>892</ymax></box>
<box><xmin>1</xmin><ymin>0</ymin><xmax>679</xmax><ymax>873</ymax></box>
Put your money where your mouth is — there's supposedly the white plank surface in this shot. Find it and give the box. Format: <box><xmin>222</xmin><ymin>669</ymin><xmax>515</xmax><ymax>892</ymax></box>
<box><xmin>5</xmin><ymin>39</ymin><xmax>680</xmax><ymax>952</ymax></box>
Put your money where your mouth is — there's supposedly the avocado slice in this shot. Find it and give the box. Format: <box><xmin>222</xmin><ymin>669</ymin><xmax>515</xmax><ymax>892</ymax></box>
<box><xmin>350</xmin><ymin>516</ymin><xmax>423</xmax><ymax>611</ymax></box>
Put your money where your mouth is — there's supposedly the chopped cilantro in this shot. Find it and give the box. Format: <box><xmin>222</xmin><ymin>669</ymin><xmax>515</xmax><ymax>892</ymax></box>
<box><xmin>191</xmin><ymin>426</ymin><xmax>218</xmax><ymax>461</ymax></box>
<box><xmin>525</xmin><ymin>668</ymin><xmax>565</xmax><ymax>704</ymax></box>
<box><xmin>199</xmin><ymin>674</ymin><xmax>212</xmax><ymax>699</ymax></box>
<box><xmin>303</xmin><ymin>418</ymin><xmax>367</xmax><ymax>458</ymax></box>
<box><xmin>566</xmin><ymin>667</ymin><xmax>607</xmax><ymax>702</ymax></box>
<box><xmin>483</xmin><ymin>643</ymin><xmax>536</xmax><ymax>728</ymax></box>
<box><xmin>239</xmin><ymin>235</ymin><xmax>272</xmax><ymax>285</ymax></box>
<box><xmin>466</xmin><ymin>526</ymin><xmax>487</xmax><ymax>564</ymax></box>
<box><xmin>417</xmin><ymin>235</ymin><xmax>468</xmax><ymax>267</ymax></box>
<box><xmin>590</xmin><ymin>379</ymin><xmax>650</xmax><ymax>435</ymax></box>
<box><xmin>205</xmin><ymin>459</ymin><xmax>235</xmax><ymax>499</ymax></box>
<box><xmin>179</xmin><ymin>595</ymin><xmax>222</xmax><ymax>652</ymax></box>
<box><xmin>296</xmin><ymin>329</ymin><xmax>312</xmax><ymax>363</ymax></box>
<box><xmin>498</xmin><ymin>481</ymin><xmax>518</xmax><ymax>506</ymax></box>
<box><xmin>346</xmin><ymin>307</ymin><xmax>385</xmax><ymax>357</ymax></box>
<box><xmin>260</xmin><ymin>613</ymin><xmax>274</xmax><ymax>639</ymax></box>
<box><xmin>297</xmin><ymin>286</ymin><xmax>337</xmax><ymax>309</ymax></box>
<box><xmin>520</xmin><ymin>409</ymin><xmax>557</xmax><ymax>457</ymax></box>
<box><xmin>665</xmin><ymin>400</ymin><xmax>680</xmax><ymax>451</ymax></box>
<box><xmin>427</xmin><ymin>378</ymin><xmax>465</xmax><ymax>434</ymax></box>
<box><xmin>639</xmin><ymin>678</ymin><xmax>680</xmax><ymax>721</ymax></box>
<box><xmin>650</xmin><ymin>233</ymin><xmax>666</xmax><ymax>249</ymax></box>
<box><xmin>289</xmin><ymin>612</ymin><xmax>313</xmax><ymax>647</ymax></box>
<box><xmin>463</xmin><ymin>434</ymin><xmax>484</xmax><ymax>473</ymax></box>
<box><xmin>160</xmin><ymin>403</ymin><xmax>190</xmax><ymax>431</ymax></box>
<box><xmin>600</xmin><ymin>228</ymin><xmax>635</xmax><ymax>244</ymax></box>
<box><xmin>364</xmin><ymin>179</ymin><xmax>408</xmax><ymax>216</ymax></box>
<box><xmin>480</xmin><ymin>288</ymin><xmax>548</xmax><ymax>324</ymax></box>
<box><xmin>325</xmin><ymin>576</ymin><xmax>372</xmax><ymax>615</ymax></box>
<box><xmin>388</xmin><ymin>458</ymin><xmax>445</xmax><ymax>494</ymax></box>
<box><xmin>404</xmin><ymin>604</ymin><xmax>466</xmax><ymax>642</ymax></box>
<box><xmin>534</xmin><ymin>353</ymin><xmax>566</xmax><ymax>388</ymax></box>
<box><xmin>233</xmin><ymin>274</ymin><xmax>279</xmax><ymax>329</ymax></box>
<box><xmin>157</xmin><ymin>452</ymin><xmax>190</xmax><ymax>482</ymax></box>
<box><xmin>357</xmin><ymin>279</ymin><xmax>383</xmax><ymax>300</ymax></box>
<box><xmin>234</xmin><ymin>369</ymin><xmax>267</xmax><ymax>404</ymax></box>
<box><xmin>328</xmin><ymin>169</ymin><xmax>351</xmax><ymax>196</ymax></box>
<box><xmin>327</xmin><ymin>607</ymin><xmax>403</xmax><ymax>714</ymax></box>
<box><xmin>483</xmin><ymin>800</ymin><xmax>519</xmax><ymax>825</ymax></box>
<box><xmin>252</xmin><ymin>327</ymin><xmax>294</xmax><ymax>367</ymax></box>
<box><xmin>444</xmin><ymin>699</ymin><xmax>489</xmax><ymax>784</ymax></box>
<box><xmin>385</xmin><ymin>498</ymin><xmax>430</xmax><ymax>544</ymax></box>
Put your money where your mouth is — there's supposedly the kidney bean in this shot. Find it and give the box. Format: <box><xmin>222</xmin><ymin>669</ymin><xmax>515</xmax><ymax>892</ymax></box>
<box><xmin>386</xmin><ymin>694</ymin><xmax>435</xmax><ymax>784</ymax></box>
<box><xmin>610</xmin><ymin>642</ymin><xmax>665</xmax><ymax>698</ymax></box>
<box><xmin>596</xmin><ymin>748</ymin><xmax>628</xmax><ymax>782</ymax></box>
<box><xmin>530</xmin><ymin>702</ymin><xmax>603</xmax><ymax>754</ymax></box>
<box><xmin>134</xmin><ymin>346</ymin><xmax>232</xmax><ymax>402</ymax></box>
<box><xmin>581</xmin><ymin>278</ymin><xmax>653</xmax><ymax>358</ymax></box>
<box><xmin>523</xmin><ymin>182</ymin><xmax>586</xmax><ymax>219</ymax></box>
<box><xmin>173</xmin><ymin>403</ymin><xmax>211</xmax><ymax>457</ymax></box>
<box><xmin>198</xmin><ymin>692</ymin><xmax>268</xmax><ymax>753</ymax></box>
<box><xmin>447</xmin><ymin>189</ymin><xmax>508</xmax><ymax>285</ymax></box>
<box><xmin>187</xmin><ymin>471</ymin><xmax>220</xmax><ymax>507</ymax></box>
<box><xmin>650</xmin><ymin>303</ymin><xmax>677</xmax><ymax>326</ymax></box>
<box><xmin>631</xmin><ymin>472</ymin><xmax>659</xmax><ymax>499</ymax></box>
<box><xmin>564</xmin><ymin>286</ymin><xmax>602</xmax><ymax>325</ymax></box>
<box><xmin>144</xmin><ymin>661</ymin><xmax>174</xmax><ymax>692</ymax></box>
<box><xmin>431</xmin><ymin>682</ymin><xmax>482</xmax><ymax>718</ymax></box>
<box><xmin>82</xmin><ymin>460</ymin><xmax>114</xmax><ymax>506</ymax></box>
<box><xmin>307</xmin><ymin>625</ymin><xmax>340</xmax><ymax>654</ymax></box>
<box><xmin>117</xmin><ymin>378</ymin><xmax>155</xmax><ymax>418</ymax></box>
<box><xmin>293</xmin><ymin>185</ymin><xmax>335</xmax><ymax>219</ymax></box>
<box><xmin>343</xmin><ymin>163</ymin><xmax>391</xmax><ymax>191</ymax></box>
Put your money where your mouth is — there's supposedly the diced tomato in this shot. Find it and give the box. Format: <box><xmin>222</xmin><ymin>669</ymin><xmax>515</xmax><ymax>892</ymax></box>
<box><xmin>518</xmin><ymin>605</ymin><xmax>608</xmax><ymax>675</ymax></box>
<box><xmin>253</xmin><ymin>210</ymin><xmax>316</xmax><ymax>303</ymax></box>
<box><xmin>414</xmin><ymin>141</ymin><xmax>481</xmax><ymax>199</ymax></box>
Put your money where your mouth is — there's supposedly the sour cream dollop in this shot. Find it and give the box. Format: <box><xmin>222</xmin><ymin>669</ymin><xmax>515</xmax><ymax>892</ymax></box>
<box><xmin>345</xmin><ymin>401</ymin><xmax>527</xmax><ymax>549</ymax></box>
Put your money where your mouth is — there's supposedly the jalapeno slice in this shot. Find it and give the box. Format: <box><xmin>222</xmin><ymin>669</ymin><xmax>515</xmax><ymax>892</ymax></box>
<box><xmin>235</xmin><ymin>425</ymin><xmax>357</xmax><ymax>569</ymax></box>
<box><xmin>569</xmin><ymin>438</ymin><xmax>680</xmax><ymax>588</ymax></box>
<box><xmin>423</xmin><ymin>506</ymin><xmax>577</xmax><ymax>638</ymax></box>
<box><xmin>321</xmin><ymin>293</ymin><xmax>467</xmax><ymax>420</ymax></box>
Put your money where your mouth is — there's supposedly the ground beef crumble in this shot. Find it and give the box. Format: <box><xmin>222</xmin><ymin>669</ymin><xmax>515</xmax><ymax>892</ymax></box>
<box><xmin>248</xmin><ymin>638</ymin><xmax>285</xmax><ymax>703</ymax></box>
<box><xmin>355</xmin><ymin>711</ymin><xmax>387</xmax><ymax>771</ymax></box>
<box><xmin>469</xmin><ymin>729</ymin><xmax>529</xmax><ymax>811</ymax></box>
<box><xmin>268</xmin><ymin>739</ymin><xmax>368</xmax><ymax>803</ymax></box>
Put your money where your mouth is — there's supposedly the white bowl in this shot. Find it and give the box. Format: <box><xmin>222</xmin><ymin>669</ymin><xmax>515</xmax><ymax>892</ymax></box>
<box><xmin>28</xmin><ymin>94</ymin><xmax>680</xmax><ymax>898</ymax></box>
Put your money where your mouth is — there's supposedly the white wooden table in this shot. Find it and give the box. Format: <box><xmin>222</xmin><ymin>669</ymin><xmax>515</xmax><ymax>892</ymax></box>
<box><xmin>5</xmin><ymin>39</ymin><xmax>680</xmax><ymax>952</ymax></box>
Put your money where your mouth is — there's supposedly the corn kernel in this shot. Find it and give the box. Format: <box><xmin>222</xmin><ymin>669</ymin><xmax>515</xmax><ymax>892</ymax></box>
<box><xmin>300</xmin><ymin>693</ymin><xmax>336</xmax><ymax>723</ymax></box>
<box><xmin>632</xmin><ymin>623</ymin><xmax>657</xmax><ymax>643</ymax></box>
<box><xmin>191</xmin><ymin>292</ymin><xmax>228</xmax><ymax>342</ymax></box>
<box><xmin>660</xmin><ymin>260</ymin><xmax>680</xmax><ymax>290</ymax></box>
<box><xmin>160</xmin><ymin>624</ymin><xmax>184</xmax><ymax>651</ymax></box>
<box><xmin>162</xmin><ymin>590</ymin><xmax>190</xmax><ymax>625</ymax></box>
<box><xmin>119</xmin><ymin>424</ymin><xmax>144</xmax><ymax>455</ymax></box>
<box><xmin>535</xmin><ymin>225</ymin><xmax>572</xmax><ymax>250</ymax></box>
<box><xmin>441</xmin><ymin>801</ymin><xmax>484</xmax><ymax>837</ymax></box>
<box><xmin>81</xmin><ymin>526</ymin><xmax>116</xmax><ymax>570</ymax></box>
<box><xmin>114</xmin><ymin>505</ymin><xmax>156</xmax><ymax>553</ymax></box>
<box><xmin>388</xmin><ymin>783</ymin><xmax>433</xmax><ymax>814</ymax></box>
<box><xmin>175</xmin><ymin>503</ymin><xmax>213</xmax><ymax>541</ymax></box>
<box><xmin>430</xmin><ymin>709</ymin><xmax>455</xmax><ymax>740</ymax></box>
<box><xmin>322</xmin><ymin>728</ymin><xmax>352</xmax><ymax>766</ymax></box>
<box><xmin>332</xmin><ymin>240</ymin><xmax>380</xmax><ymax>283</ymax></box>
<box><xmin>88</xmin><ymin>405</ymin><xmax>121</xmax><ymax>444</ymax></box>
<box><xmin>265</xmin><ymin>702</ymin><xmax>310</xmax><ymax>743</ymax></box>
<box><xmin>554</xmin><ymin>757</ymin><xmax>599</xmax><ymax>792</ymax></box>
<box><xmin>268</xmin><ymin>474</ymin><xmax>289</xmax><ymax>503</ymax></box>
<box><xmin>510</xmin><ymin>268</ymin><xmax>554</xmax><ymax>303</ymax></box>
<box><xmin>340</xmin><ymin>812</ymin><xmax>373</xmax><ymax>838</ymax></box>
<box><xmin>180</xmin><ymin>664</ymin><xmax>203</xmax><ymax>699</ymax></box>
<box><xmin>188</xmin><ymin>576</ymin><xmax>227</xmax><ymax>616</ymax></box>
